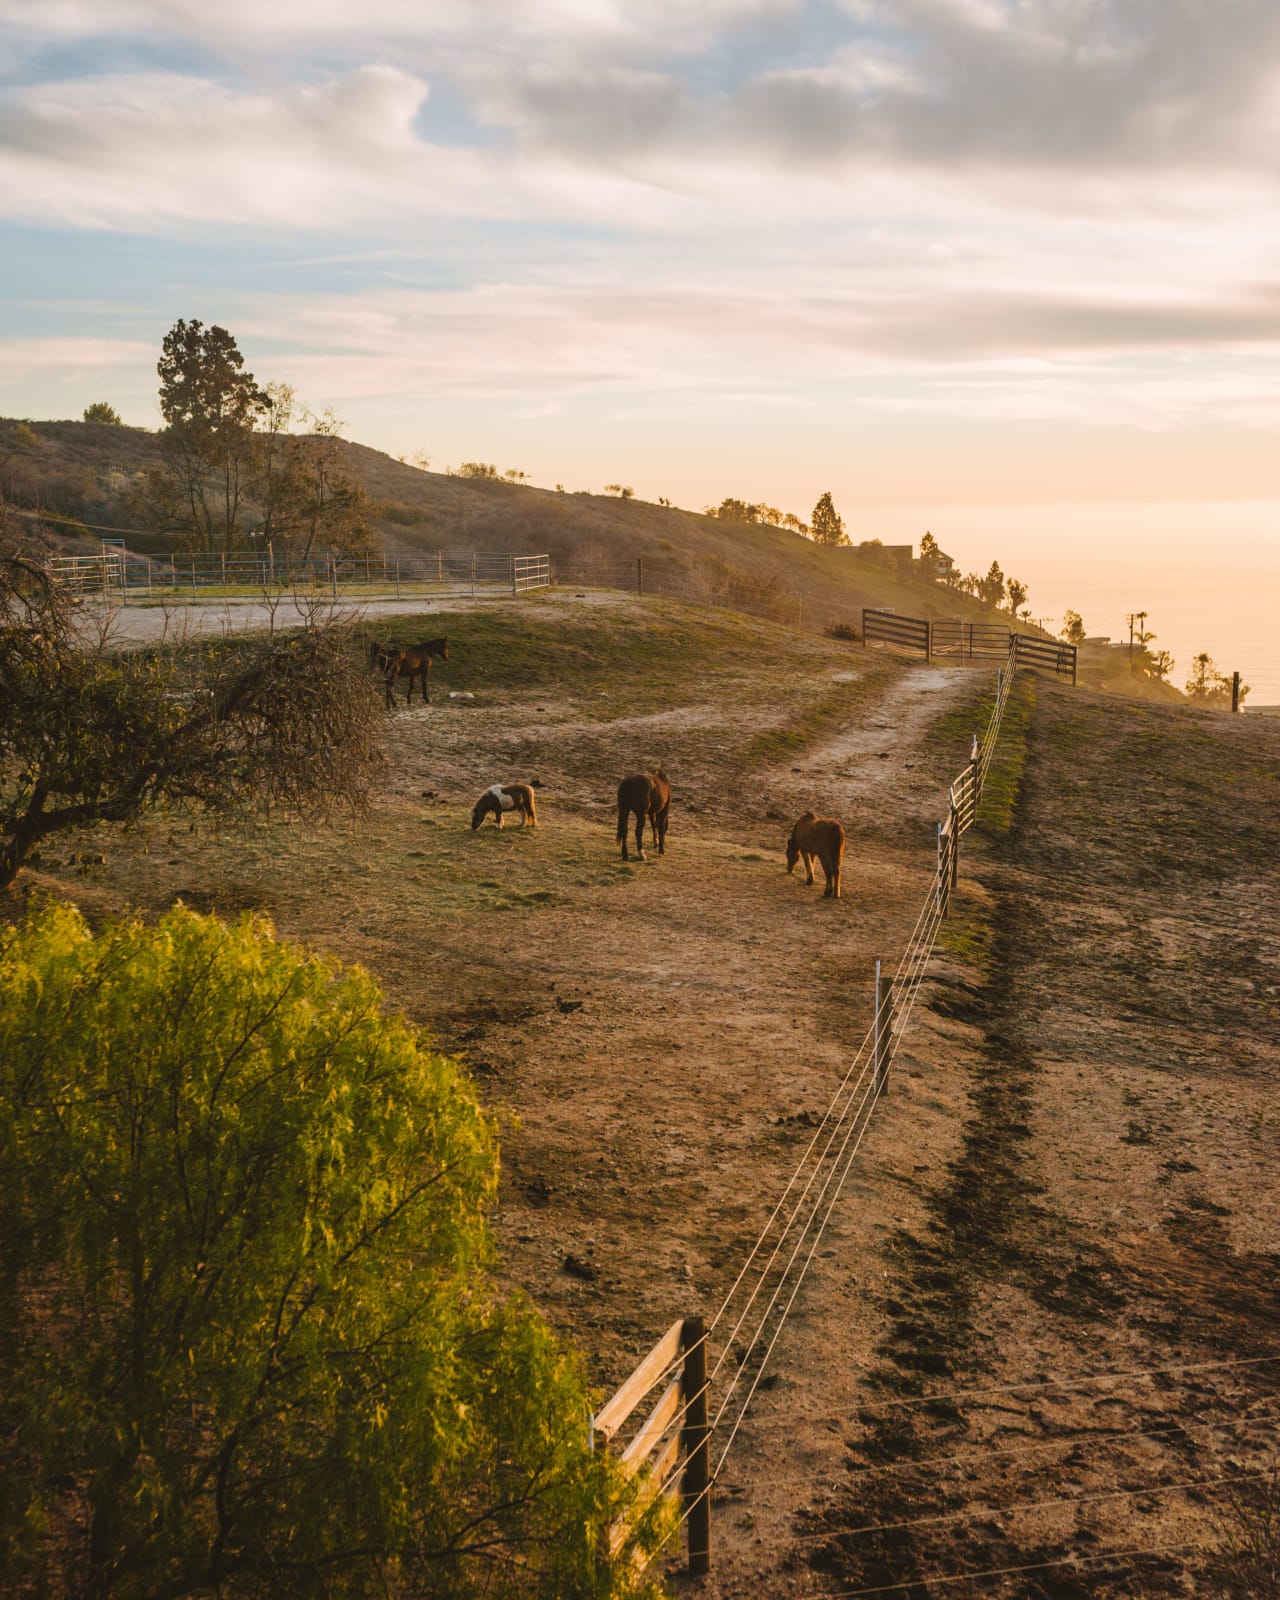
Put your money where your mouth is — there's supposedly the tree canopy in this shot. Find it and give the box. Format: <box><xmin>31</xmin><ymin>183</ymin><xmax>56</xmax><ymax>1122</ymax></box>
<box><xmin>0</xmin><ymin>551</ymin><xmax>381</xmax><ymax>890</ymax></box>
<box><xmin>0</xmin><ymin>903</ymin><xmax>659</xmax><ymax>1598</ymax></box>
<box><xmin>82</xmin><ymin>402</ymin><xmax>122</xmax><ymax>426</ymax></box>
<box><xmin>810</xmin><ymin>491</ymin><xmax>847</xmax><ymax>547</ymax></box>
<box><xmin>144</xmin><ymin>322</ymin><xmax>369</xmax><ymax>557</ymax></box>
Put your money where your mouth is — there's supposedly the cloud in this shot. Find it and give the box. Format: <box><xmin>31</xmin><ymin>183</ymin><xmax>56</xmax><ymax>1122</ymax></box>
<box><xmin>0</xmin><ymin>67</ymin><xmax>512</xmax><ymax>230</ymax></box>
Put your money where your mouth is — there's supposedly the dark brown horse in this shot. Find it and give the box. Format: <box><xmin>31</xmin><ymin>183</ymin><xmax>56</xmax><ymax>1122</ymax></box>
<box><xmin>369</xmin><ymin>637</ymin><xmax>448</xmax><ymax>707</ymax></box>
<box><xmin>616</xmin><ymin>770</ymin><xmax>670</xmax><ymax>861</ymax></box>
<box><xmin>786</xmin><ymin>811</ymin><xmax>845</xmax><ymax>899</ymax></box>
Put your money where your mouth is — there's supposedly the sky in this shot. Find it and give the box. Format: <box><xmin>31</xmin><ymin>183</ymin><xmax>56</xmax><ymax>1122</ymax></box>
<box><xmin>2</xmin><ymin>1</ymin><xmax>1278</xmax><ymax>692</ymax></box>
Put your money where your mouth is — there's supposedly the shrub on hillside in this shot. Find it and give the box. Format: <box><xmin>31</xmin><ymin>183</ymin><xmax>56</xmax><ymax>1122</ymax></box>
<box><xmin>0</xmin><ymin>903</ymin><xmax>665</xmax><ymax>1599</ymax></box>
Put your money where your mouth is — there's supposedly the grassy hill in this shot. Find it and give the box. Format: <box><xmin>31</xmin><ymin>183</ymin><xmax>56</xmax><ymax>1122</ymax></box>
<box><xmin>2</xmin><ymin>415</ymin><xmax>1006</xmax><ymax>634</ymax></box>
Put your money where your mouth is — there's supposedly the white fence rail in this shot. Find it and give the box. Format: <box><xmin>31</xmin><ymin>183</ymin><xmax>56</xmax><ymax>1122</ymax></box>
<box><xmin>47</xmin><ymin>550</ymin><xmax>551</xmax><ymax>601</ymax></box>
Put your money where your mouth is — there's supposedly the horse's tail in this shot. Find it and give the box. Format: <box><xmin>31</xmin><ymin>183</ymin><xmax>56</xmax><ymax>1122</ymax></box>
<box><xmin>616</xmin><ymin>795</ymin><xmax>628</xmax><ymax>843</ymax></box>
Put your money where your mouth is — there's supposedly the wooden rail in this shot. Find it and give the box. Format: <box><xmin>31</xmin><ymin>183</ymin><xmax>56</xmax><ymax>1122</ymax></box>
<box><xmin>863</xmin><ymin>609</ymin><xmax>1077</xmax><ymax>684</ymax></box>
<box><xmin>593</xmin><ymin>1313</ymin><xmax>710</xmax><ymax>1575</ymax></box>
<box><xmin>862</xmin><ymin>607</ymin><xmax>931</xmax><ymax>658</ymax></box>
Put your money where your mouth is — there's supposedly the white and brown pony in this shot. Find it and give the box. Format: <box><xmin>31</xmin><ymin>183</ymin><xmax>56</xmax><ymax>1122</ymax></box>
<box><xmin>786</xmin><ymin>811</ymin><xmax>845</xmax><ymax>898</ymax></box>
<box><xmin>471</xmin><ymin>783</ymin><xmax>538</xmax><ymax>830</ymax></box>
<box><xmin>616</xmin><ymin>770</ymin><xmax>670</xmax><ymax>861</ymax></box>
<box><xmin>369</xmin><ymin>637</ymin><xmax>448</xmax><ymax>708</ymax></box>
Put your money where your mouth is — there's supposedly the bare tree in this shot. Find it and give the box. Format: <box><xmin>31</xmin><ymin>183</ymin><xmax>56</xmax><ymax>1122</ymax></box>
<box><xmin>0</xmin><ymin>550</ymin><xmax>382</xmax><ymax>890</ymax></box>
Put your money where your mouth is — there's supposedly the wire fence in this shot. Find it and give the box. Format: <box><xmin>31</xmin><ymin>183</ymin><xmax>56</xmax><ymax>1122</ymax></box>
<box><xmin>595</xmin><ymin>645</ymin><xmax>1025</xmax><ymax>1574</ymax></box>
<box><xmin>45</xmin><ymin>548</ymin><xmax>551</xmax><ymax>600</ymax></box>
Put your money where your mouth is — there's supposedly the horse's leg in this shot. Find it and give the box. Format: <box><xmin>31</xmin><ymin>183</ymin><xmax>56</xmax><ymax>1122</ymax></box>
<box><xmin>832</xmin><ymin>853</ymin><xmax>841</xmax><ymax>899</ymax></box>
<box><xmin>635</xmin><ymin>812</ymin><xmax>647</xmax><ymax>862</ymax></box>
<box><xmin>804</xmin><ymin>851</ymin><xmax>816</xmax><ymax>886</ymax></box>
<box><xmin>383</xmin><ymin>671</ymin><xmax>395</xmax><ymax>710</ymax></box>
<box><xmin>422</xmin><ymin>662</ymin><xmax>430</xmax><ymax>703</ymax></box>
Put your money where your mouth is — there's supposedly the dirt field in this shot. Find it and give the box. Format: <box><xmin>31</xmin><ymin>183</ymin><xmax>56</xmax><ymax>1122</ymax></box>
<box><xmin>11</xmin><ymin>592</ymin><xmax>1278</xmax><ymax>1598</ymax></box>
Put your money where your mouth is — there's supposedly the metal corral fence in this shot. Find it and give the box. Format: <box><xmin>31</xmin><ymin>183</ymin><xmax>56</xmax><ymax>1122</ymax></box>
<box><xmin>596</xmin><ymin>640</ymin><xmax>1022</xmax><ymax>1579</ymax></box>
<box><xmin>863</xmin><ymin>606</ymin><xmax>1077</xmax><ymax>683</ymax></box>
<box><xmin>47</xmin><ymin>550</ymin><xmax>551</xmax><ymax>600</ymax></box>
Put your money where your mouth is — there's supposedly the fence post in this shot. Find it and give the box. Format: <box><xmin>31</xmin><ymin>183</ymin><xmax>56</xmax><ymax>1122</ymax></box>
<box><xmin>681</xmin><ymin>1315</ymin><xmax>711</xmax><ymax>1576</ymax></box>
<box><xmin>950</xmin><ymin>801</ymin><xmax>959</xmax><ymax>898</ymax></box>
<box><xmin>936</xmin><ymin>823</ymin><xmax>945</xmax><ymax>915</ymax></box>
<box><xmin>637</xmin><ymin>555</ymin><xmax>644</xmax><ymax>596</ymax></box>
<box><xmin>511</xmin><ymin>554</ymin><xmax>518</xmax><ymax>597</ymax></box>
<box><xmin>874</xmin><ymin>960</ymin><xmax>893</xmax><ymax>1096</ymax></box>
<box><xmin>969</xmin><ymin>735</ymin><xmax>981</xmax><ymax>811</ymax></box>
<box><xmin>1231</xmin><ymin>671</ymin><xmax>1241</xmax><ymax>713</ymax></box>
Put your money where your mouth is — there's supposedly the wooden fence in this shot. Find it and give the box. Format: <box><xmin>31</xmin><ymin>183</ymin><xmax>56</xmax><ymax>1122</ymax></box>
<box><xmin>592</xmin><ymin>1315</ymin><xmax>711</xmax><ymax>1575</ymax></box>
<box><xmin>863</xmin><ymin>608</ymin><xmax>1077</xmax><ymax>684</ymax></box>
<box><xmin>860</xmin><ymin>608</ymin><xmax>931</xmax><ymax>657</ymax></box>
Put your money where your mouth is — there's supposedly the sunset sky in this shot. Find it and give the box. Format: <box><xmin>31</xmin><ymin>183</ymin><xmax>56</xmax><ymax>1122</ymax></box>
<box><xmin>2</xmin><ymin>1</ymin><xmax>1278</xmax><ymax>689</ymax></box>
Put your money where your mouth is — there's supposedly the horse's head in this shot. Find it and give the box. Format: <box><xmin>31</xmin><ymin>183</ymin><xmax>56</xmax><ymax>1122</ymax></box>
<box><xmin>786</xmin><ymin>811</ymin><xmax>815</xmax><ymax>874</ymax></box>
<box><xmin>436</xmin><ymin>639</ymin><xmax>449</xmax><ymax>660</ymax></box>
<box><xmin>368</xmin><ymin>639</ymin><xmax>386</xmax><ymax>668</ymax></box>
<box><xmin>470</xmin><ymin>795</ymin><xmax>489</xmax><ymax>829</ymax></box>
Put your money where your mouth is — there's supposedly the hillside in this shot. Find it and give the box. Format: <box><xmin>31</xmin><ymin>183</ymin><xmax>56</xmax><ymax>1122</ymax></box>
<box><xmin>2</xmin><ymin>414</ymin><xmax>1008</xmax><ymax>635</ymax></box>
<box><xmin>5</xmin><ymin>591</ymin><xmax>1274</xmax><ymax>1596</ymax></box>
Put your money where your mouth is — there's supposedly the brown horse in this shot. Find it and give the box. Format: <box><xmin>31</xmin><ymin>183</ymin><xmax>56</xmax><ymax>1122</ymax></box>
<box><xmin>369</xmin><ymin>637</ymin><xmax>448</xmax><ymax>707</ymax></box>
<box><xmin>616</xmin><ymin>770</ymin><xmax>670</xmax><ymax>861</ymax></box>
<box><xmin>471</xmin><ymin>783</ymin><xmax>538</xmax><ymax>829</ymax></box>
<box><xmin>786</xmin><ymin>811</ymin><xmax>845</xmax><ymax>899</ymax></box>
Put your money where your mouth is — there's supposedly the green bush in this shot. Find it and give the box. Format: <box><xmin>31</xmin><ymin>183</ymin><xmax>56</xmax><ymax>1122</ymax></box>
<box><xmin>0</xmin><ymin>904</ymin><xmax>663</xmax><ymax>1598</ymax></box>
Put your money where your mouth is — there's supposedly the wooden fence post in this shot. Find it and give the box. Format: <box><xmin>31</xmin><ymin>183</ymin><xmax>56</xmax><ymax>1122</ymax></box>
<box><xmin>681</xmin><ymin>1315</ymin><xmax>711</xmax><ymax>1576</ymax></box>
<box><xmin>936</xmin><ymin>824</ymin><xmax>945</xmax><ymax>915</ymax></box>
<box><xmin>637</xmin><ymin>555</ymin><xmax>644</xmax><ymax>595</ymax></box>
<box><xmin>874</xmin><ymin>960</ymin><xmax>893</xmax><ymax>1096</ymax></box>
<box><xmin>949</xmin><ymin>801</ymin><xmax>959</xmax><ymax>898</ymax></box>
<box><xmin>1231</xmin><ymin>671</ymin><xmax>1241</xmax><ymax>713</ymax></box>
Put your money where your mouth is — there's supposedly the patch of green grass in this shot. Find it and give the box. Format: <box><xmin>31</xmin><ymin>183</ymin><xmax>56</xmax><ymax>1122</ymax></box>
<box><xmin>370</xmin><ymin>599</ymin><xmax>833</xmax><ymax>706</ymax></box>
<box><xmin>974</xmin><ymin>675</ymin><xmax>1036</xmax><ymax>835</ymax></box>
<box><xmin>936</xmin><ymin>913</ymin><xmax>994</xmax><ymax>977</ymax></box>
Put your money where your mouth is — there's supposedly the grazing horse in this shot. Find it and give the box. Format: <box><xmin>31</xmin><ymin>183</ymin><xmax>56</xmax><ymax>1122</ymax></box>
<box><xmin>369</xmin><ymin>637</ymin><xmax>448</xmax><ymax>708</ymax></box>
<box><xmin>616</xmin><ymin>770</ymin><xmax>670</xmax><ymax>862</ymax></box>
<box><xmin>786</xmin><ymin>811</ymin><xmax>845</xmax><ymax>899</ymax></box>
<box><xmin>471</xmin><ymin>783</ymin><xmax>538</xmax><ymax>830</ymax></box>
